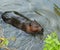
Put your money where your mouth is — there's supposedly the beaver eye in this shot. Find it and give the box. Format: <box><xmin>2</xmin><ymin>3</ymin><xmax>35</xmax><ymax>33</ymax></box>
<box><xmin>28</xmin><ymin>22</ymin><xmax>32</xmax><ymax>26</ymax></box>
<box><xmin>29</xmin><ymin>23</ymin><xmax>31</xmax><ymax>26</ymax></box>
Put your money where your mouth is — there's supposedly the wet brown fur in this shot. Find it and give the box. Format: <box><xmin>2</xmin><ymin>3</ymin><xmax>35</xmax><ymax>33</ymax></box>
<box><xmin>1</xmin><ymin>11</ymin><xmax>44</xmax><ymax>36</ymax></box>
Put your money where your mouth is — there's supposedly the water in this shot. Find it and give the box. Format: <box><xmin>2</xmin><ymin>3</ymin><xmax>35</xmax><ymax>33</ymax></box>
<box><xmin>0</xmin><ymin>0</ymin><xmax>60</xmax><ymax>50</ymax></box>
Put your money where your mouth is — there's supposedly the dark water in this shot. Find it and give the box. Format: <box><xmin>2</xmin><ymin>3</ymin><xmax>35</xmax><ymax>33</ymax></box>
<box><xmin>0</xmin><ymin>0</ymin><xmax>60</xmax><ymax>50</ymax></box>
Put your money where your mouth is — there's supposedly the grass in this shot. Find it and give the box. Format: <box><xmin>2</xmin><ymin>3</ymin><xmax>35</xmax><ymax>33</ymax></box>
<box><xmin>43</xmin><ymin>32</ymin><xmax>60</xmax><ymax>50</ymax></box>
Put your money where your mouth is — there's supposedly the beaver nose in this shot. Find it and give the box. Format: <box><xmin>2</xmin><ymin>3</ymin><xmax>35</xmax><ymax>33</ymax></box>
<box><xmin>40</xmin><ymin>28</ymin><xmax>44</xmax><ymax>35</ymax></box>
<box><xmin>42</xmin><ymin>28</ymin><xmax>44</xmax><ymax>32</ymax></box>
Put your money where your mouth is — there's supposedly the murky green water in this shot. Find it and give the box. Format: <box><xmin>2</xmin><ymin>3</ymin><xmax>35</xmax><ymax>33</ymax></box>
<box><xmin>0</xmin><ymin>0</ymin><xmax>60</xmax><ymax>50</ymax></box>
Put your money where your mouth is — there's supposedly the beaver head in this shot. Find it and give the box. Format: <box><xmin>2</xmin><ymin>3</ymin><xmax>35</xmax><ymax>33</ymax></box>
<box><xmin>25</xmin><ymin>20</ymin><xmax>44</xmax><ymax>35</ymax></box>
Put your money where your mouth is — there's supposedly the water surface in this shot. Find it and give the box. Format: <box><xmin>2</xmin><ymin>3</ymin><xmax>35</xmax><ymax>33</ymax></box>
<box><xmin>0</xmin><ymin>0</ymin><xmax>60</xmax><ymax>50</ymax></box>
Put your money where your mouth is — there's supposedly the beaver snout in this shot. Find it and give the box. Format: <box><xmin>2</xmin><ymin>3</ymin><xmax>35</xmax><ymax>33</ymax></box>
<box><xmin>33</xmin><ymin>26</ymin><xmax>44</xmax><ymax>35</ymax></box>
<box><xmin>26</xmin><ymin>24</ymin><xmax>44</xmax><ymax>35</ymax></box>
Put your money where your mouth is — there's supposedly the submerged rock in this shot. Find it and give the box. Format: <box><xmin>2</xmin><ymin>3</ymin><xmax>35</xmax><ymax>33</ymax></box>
<box><xmin>1</xmin><ymin>11</ymin><xmax>44</xmax><ymax>36</ymax></box>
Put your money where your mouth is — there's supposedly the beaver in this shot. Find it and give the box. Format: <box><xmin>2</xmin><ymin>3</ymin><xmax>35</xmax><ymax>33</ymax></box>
<box><xmin>1</xmin><ymin>11</ymin><xmax>44</xmax><ymax>36</ymax></box>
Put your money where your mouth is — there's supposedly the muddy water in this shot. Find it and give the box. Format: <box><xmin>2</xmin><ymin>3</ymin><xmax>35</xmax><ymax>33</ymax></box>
<box><xmin>0</xmin><ymin>0</ymin><xmax>60</xmax><ymax>50</ymax></box>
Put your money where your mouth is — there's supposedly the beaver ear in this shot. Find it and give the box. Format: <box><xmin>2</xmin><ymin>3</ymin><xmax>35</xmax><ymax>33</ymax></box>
<box><xmin>33</xmin><ymin>20</ymin><xmax>41</xmax><ymax>25</ymax></box>
<box><xmin>33</xmin><ymin>20</ymin><xmax>38</xmax><ymax>23</ymax></box>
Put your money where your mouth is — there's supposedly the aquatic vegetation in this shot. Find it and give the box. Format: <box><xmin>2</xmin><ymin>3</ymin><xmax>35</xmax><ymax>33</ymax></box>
<box><xmin>0</xmin><ymin>38</ymin><xmax>9</xmax><ymax>47</ymax></box>
<box><xmin>43</xmin><ymin>32</ymin><xmax>60</xmax><ymax>50</ymax></box>
<box><xmin>9</xmin><ymin>36</ymin><xmax>16</xmax><ymax>41</ymax></box>
<box><xmin>54</xmin><ymin>4</ymin><xmax>60</xmax><ymax>16</ymax></box>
